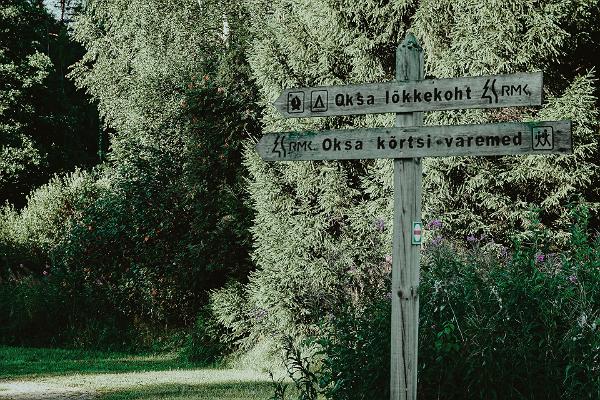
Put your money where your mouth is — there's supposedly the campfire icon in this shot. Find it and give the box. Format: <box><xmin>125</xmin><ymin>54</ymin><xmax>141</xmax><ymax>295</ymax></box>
<box><xmin>287</xmin><ymin>92</ymin><xmax>304</xmax><ymax>113</ymax></box>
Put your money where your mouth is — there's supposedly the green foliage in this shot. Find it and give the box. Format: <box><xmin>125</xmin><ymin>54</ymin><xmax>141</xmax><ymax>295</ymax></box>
<box><xmin>417</xmin><ymin>212</ymin><xmax>599</xmax><ymax>399</ymax></box>
<box><xmin>0</xmin><ymin>0</ymin><xmax>261</xmax><ymax>348</ymax></box>
<box><xmin>283</xmin><ymin>341</ymin><xmax>319</xmax><ymax>400</ymax></box>
<box><xmin>69</xmin><ymin>0</ymin><xmax>226</xmax><ymax>138</ymax></box>
<box><xmin>182</xmin><ymin>308</ymin><xmax>228</xmax><ymax>365</ymax></box>
<box><xmin>413</xmin><ymin>0</ymin><xmax>600</xmax><ymax>241</ymax></box>
<box><xmin>423</xmin><ymin>71</ymin><xmax>600</xmax><ymax>243</ymax></box>
<box><xmin>414</xmin><ymin>0</ymin><xmax>600</xmax><ymax>89</ymax></box>
<box><xmin>0</xmin><ymin>169</ymin><xmax>97</xmax><ymax>276</ymax></box>
<box><xmin>0</xmin><ymin>277</ymin><xmax>61</xmax><ymax>345</ymax></box>
<box><xmin>292</xmin><ymin>213</ymin><xmax>599</xmax><ymax>399</ymax></box>
<box><xmin>236</xmin><ymin>0</ymin><xmax>600</xmax><ymax>352</ymax></box>
<box><xmin>268</xmin><ymin>337</ymin><xmax>319</xmax><ymax>400</ymax></box>
<box><xmin>0</xmin><ymin>169</ymin><xmax>119</xmax><ymax>347</ymax></box>
<box><xmin>210</xmin><ymin>281</ymin><xmax>255</xmax><ymax>346</ymax></box>
<box><xmin>0</xmin><ymin>0</ymin><xmax>52</xmax><ymax>203</ymax></box>
<box><xmin>316</xmin><ymin>299</ymin><xmax>391</xmax><ymax>400</ymax></box>
<box><xmin>183</xmin><ymin>75</ymin><xmax>262</xmax><ymax>287</ymax></box>
<box><xmin>0</xmin><ymin>0</ymin><xmax>100</xmax><ymax>207</ymax></box>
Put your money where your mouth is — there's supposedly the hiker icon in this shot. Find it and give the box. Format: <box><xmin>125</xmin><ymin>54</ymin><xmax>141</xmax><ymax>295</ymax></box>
<box><xmin>532</xmin><ymin>126</ymin><xmax>553</xmax><ymax>150</ymax></box>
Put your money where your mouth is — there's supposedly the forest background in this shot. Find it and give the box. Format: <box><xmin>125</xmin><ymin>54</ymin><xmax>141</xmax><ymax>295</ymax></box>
<box><xmin>0</xmin><ymin>0</ymin><xmax>599</xmax><ymax>399</ymax></box>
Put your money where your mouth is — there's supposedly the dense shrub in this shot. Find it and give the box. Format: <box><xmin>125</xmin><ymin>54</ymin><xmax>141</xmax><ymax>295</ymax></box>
<box><xmin>0</xmin><ymin>76</ymin><xmax>260</xmax><ymax>349</ymax></box>
<box><xmin>0</xmin><ymin>169</ymin><xmax>98</xmax><ymax>278</ymax></box>
<box><xmin>316</xmin><ymin>298</ymin><xmax>391</xmax><ymax>400</ymax></box>
<box><xmin>277</xmin><ymin>211</ymin><xmax>599</xmax><ymax>399</ymax></box>
<box><xmin>0</xmin><ymin>80</ymin><xmax>249</xmax><ymax>347</ymax></box>
<box><xmin>0</xmin><ymin>277</ymin><xmax>63</xmax><ymax>345</ymax></box>
<box><xmin>417</xmin><ymin>211</ymin><xmax>599</xmax><ymax>399</ymax></box>
<box><xmin>182</xmin><ymin>307</ymin><xmax>229</xmax><ymax>365</ymax></box>
<box><xmin>1</xmin><ymin>0</ymin><xmax>261</xmax><ymax>348</ymax></box>
<box><xmin>0</xmin><ymin>169</ymin><xmax>112</xmax><ymax>346</ymax></box>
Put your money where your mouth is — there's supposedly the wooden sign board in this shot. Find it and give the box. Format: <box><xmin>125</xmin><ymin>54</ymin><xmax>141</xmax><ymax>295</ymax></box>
<box><xmin>273</xmin><ymin>72</ymin><xmax>542</xmax><ymax>118</ymax></box>
<box><xmin>265</xmin><ymin>32</ymin><xmax>567</xmax><ymax>400</ymax></box>
<box><xmin>256</xmin><ymin>120</ymin><xmax>571</xmax><ymax>161</ymax></box>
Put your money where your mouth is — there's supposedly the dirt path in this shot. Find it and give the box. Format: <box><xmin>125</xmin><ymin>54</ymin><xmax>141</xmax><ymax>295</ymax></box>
<box><xmin>0</xmin><ymin>369</ymin><xmax>271</xmax><ymax>399</ymax></box>
<box><xmin>0</xmin><ymin>382</ymin><xmax>95</xmax><ymax>399</ymax></box>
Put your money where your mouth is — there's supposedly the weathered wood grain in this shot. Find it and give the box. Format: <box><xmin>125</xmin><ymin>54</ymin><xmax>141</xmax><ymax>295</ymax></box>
<box><xmin>391</xmin><ymin>33</ymin><xmax>422</xmax><ymax>400</ymax></box>
<box><xmin>255</xmin><ymin>121</ymin><xmax>572</xmax><ymax>161</ymax></box>
<box><xmin>273</xmin><ymin>72</ymin><xmax>543</xmax><ymax>118</ymax></box>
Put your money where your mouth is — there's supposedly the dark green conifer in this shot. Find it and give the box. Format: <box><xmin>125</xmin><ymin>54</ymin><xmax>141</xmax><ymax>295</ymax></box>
<box><xmin>237</xmin><ymin>0</ymin><xmax>600</xmax><ymax>339</ymax></box>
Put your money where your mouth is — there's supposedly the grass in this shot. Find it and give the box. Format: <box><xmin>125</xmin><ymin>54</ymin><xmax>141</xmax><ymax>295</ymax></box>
<box><xmin>0</xmin><ymin>346</ymin><xmax>283</xmax><ymax>399</ymax></box>
<box><xmin>99</xmin><ymin>382</ymin><xmax>274</xmax><ymax>399</ymax></box>
<box><xmin>0</xmin><ymin>345</ymin><xmax>196</xmax><ymax>379</ymax></box>
<box><xmin>0</xmin><ymin>346</ymin><xmax>207</xmax><ymax>379</ymax></box>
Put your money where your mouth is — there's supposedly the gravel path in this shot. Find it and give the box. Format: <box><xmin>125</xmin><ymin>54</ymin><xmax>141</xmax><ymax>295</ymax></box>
<box><xmin>0</xmin><ymin>369</ymin><xmax>270</xmax><ymax>399</ymax></box>
<box><xmin>0</xmin><ymin>382</ymin><xmax>95</xmax><ymax>399</ymax></box>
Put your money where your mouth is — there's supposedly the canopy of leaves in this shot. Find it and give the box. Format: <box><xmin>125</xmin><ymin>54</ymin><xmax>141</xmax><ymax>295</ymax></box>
<box><xmin>1</xmin><ymin>0</ymin><xmax>100</xmax><ymax>208</ymax></box>
<box><xmin>4</xmin><ymin>0</ymin><xmax>264</xmax><ymax>333</ymax></box>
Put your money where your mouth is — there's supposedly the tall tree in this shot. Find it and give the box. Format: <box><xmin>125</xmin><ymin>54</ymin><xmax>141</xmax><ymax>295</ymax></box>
<box><xmin>414</xmin><ymin>0</ymin><xmax>600</xmax><ymax>242</ymax></box>
<box><xmin>233</xmin><ymin>0</ymin><xmax>600</xmax><ymax>341</ymax></box>
<box><xmin>66</xmin><ymin>0</ymin><xmax>261</xmax><ymax>327</ymax></box>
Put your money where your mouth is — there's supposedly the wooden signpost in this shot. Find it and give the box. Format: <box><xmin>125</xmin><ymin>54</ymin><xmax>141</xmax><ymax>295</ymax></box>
<box><xmin>257</xmin><ymin>33</ymin><xmax>572</xmax><ymax>400</ymax></box>
<box><xmin>256</xmin><ymin>121</ymin><xmax>572</xmax><ymax>161</ymax></box>
<box><xmin>273</xmin><ymin>72</ymin><xmax>543</xmax><ymax>118</ymax></box>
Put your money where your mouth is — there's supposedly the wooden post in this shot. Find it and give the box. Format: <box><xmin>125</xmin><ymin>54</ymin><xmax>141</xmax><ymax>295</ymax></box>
<box><xmin>260</xmin><ymin>29</ymin><xmax>566</xmax><ymax>400</ymax></box>
<box><xmin>390</xmin><ymin>33</ymin><xmax>423</xmax><ymax>400</ymax></box>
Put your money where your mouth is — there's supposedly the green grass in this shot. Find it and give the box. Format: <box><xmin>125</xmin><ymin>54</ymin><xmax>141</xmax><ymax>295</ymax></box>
<box><xmin>0</xmin><ymin>346</ymin><xmax>283</xmax><ymax>400</ymax></box>
<box><xmin>92</xmin><ymin>380</ymin><xmax>274</xmax><ymax>400</ymax></box>
<box><xmin>0</xmin><ymin>345</ymin><xmax>198</xmax><ymax>379</ymax></box>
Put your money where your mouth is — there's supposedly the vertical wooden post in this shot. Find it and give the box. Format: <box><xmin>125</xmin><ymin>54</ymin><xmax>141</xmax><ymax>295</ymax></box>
<box><xmin>390</xmin><ymin>33</ymin><xmax>423</xmax><ymax>400</ymax></box>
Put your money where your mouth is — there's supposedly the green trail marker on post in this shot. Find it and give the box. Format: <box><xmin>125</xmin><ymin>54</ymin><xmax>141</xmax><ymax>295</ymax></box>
<box><xmin>411</xmin><ymin>222</ymin><xmax>423</xmax><ymax>246</ymax></box>
<box><xmin>257</xmin><ymin>33</ymin><xmax>572</xmax><ymax>400</ymax></box>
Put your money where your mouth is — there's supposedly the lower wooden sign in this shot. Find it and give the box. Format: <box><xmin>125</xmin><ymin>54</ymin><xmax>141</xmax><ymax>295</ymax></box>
<box><xmin>256</xmin><ymin>120</ymin><xmax>571</xmax><ymax>161</ymax></box>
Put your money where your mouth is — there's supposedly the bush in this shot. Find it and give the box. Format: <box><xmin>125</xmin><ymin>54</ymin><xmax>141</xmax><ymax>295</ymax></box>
<box><xmin>0</xmin><ymin>67</ymin><xmax>261</xmax><ymax>349</ymax></box>
<box><xmin>418</xmin><ymin>209</ymin><xmax>599</xmax><ymax>399</ymax></box>
<box><xmin>0</xmin><ymin>169</ymin><xmax>133</xmax><ymax>348</ymax></box>
<box><xmin>317</xmin><ymin>299</ymin><xmax>391</xmax><ymax>400</ymax></box>
<box><xmin>280</xmin><ymin>210</ymin><xmax>599</xmax><ymax>399</ymax></box>
<box><xmin>182</xmin><ymin>307</ymin><xmax>229</xmax><ymax>365</ymax></box>
<box><xmin>0</xmin><ymin>169</ymin><xmax>97</xmax><ymax>277</ymax></box>
<box><xmin>0</xmin><ymin>277</ymin><xmax>63</xmax><ymax>346</ymax></box>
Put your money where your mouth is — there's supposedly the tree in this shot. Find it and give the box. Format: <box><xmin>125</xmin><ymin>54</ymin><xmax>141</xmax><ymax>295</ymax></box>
<box><xmin>415</xmin><ymin>0</ymin><xmax>600</xmax><ymax>243</ymax></box>
<box><xmin>63</xmin><ymin>0</ymin><xmax>261</xmax><ymax>328</ymax></box>
<box><xmin>0</xmin><ymin>0</ymin><xmax>100</xmax><ymax>208</ymax></box>
<box><xmin>233</xmin><ymin>0</ymin><xmax>600</xmax><ymax>341</ymax></box>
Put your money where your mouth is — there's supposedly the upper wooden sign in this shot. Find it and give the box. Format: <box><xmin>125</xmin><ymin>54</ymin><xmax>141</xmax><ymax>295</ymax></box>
<box><xmin>273</xmin><ymin>72</ymin><xmax>543</xmax><ymax>118</ymax></box>
<box><xmin>256</xmin><ymin>120</ymin><xmax>571</xmax><ymax>161</ymax></box>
